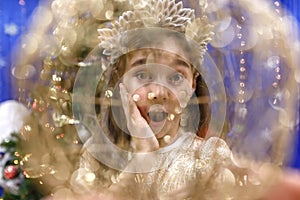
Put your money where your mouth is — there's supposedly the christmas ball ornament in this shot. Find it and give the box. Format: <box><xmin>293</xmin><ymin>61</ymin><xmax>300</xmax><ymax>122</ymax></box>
<box><xmin>4</xmin><ymin>165</ymin><xmax>19</xmax><ymax>180</ymax></box>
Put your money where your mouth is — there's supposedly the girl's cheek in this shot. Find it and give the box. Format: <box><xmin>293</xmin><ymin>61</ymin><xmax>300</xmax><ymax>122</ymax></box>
<box><xmin>124</xmin><ymin>81</ymin><xmax>137</xmax><ymax>93</ymax></box>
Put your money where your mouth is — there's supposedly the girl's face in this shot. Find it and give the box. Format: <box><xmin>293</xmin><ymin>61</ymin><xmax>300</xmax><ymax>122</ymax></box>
<box><xmin>122</xmin><ymin>40</ymin><xmax>196</xmax><ymax>141</ymax></box>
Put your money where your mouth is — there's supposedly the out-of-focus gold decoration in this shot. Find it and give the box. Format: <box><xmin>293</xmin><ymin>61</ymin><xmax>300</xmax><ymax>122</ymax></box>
<box><xmin>11</xmin><ymin>0</ymin><xmax>132</xmax><ymax>197</ymax></box>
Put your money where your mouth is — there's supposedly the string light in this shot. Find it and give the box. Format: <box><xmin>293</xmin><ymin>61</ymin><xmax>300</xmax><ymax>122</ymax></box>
<box><xmin>237</xmin><ymin>15</ymin><xmax>247</xmax><ymax>104</ymax></box>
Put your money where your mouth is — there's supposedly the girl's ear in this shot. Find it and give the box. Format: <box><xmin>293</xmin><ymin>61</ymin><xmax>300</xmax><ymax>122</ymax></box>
<box><xmin>192</xmin><ymin>72</ymin><xmax>199</xmax><ymax>91</ymax></box>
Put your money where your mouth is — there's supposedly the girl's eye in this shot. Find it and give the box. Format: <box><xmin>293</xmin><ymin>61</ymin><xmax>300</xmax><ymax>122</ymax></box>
<box><xmin>168</xmin><ymin>72</ymin><xmax>184</xmax><ymax>85</ymax></box>
<box><xmin>135</xmin><ymin>71</ymin><xmax>153</xmax><ymax>81</ymax></box>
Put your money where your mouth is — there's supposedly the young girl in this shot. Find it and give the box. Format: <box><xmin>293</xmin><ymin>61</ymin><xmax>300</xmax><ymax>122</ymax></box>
<box><xmin>76</xmin><ymin>32</ymin><xmax>233</xmax><ymax>200</ymax></box>
<box><xmin>70</xmin><ymin>0</ymin><xmax>297</xmax><ymax>199</ymax></box>
<box><xmin>71</xmin><ymin>1</ymin><xmax>249</xmax><ymax>199</ymax></box>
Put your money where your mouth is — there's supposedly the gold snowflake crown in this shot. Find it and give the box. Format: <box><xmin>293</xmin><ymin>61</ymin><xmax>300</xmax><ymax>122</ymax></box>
<box><xmin>98</xmin><ymin>0</ymin><xmax>214</xmax><ymax>64</ymax></box>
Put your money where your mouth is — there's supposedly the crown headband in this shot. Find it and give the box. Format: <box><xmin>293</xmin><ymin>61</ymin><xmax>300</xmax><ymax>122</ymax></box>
<box><xmin>97</xmin><ymin>0</ymin><xmax>214</xmax><ymax>64</ymax></box>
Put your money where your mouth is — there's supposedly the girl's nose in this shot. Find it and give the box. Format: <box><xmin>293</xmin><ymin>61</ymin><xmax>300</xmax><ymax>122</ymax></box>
<box><xmin>147</xmin><ymin>84</ymin><xmax>168</xmax><ymax>101</ymax></box>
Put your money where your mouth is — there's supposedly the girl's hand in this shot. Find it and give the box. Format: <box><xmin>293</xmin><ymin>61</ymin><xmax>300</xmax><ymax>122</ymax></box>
<box><xmin>119</xmin><ymin>83</ymin><xmax>159</xmax><ymax>152</ymax></box>
<box><xmin>261</xmin><ymin>170</ymin><xmax>300</xmax><ymax>200</ymax></box>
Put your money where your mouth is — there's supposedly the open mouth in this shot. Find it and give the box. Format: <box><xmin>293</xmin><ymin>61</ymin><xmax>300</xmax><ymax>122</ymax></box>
<box><xmin>147</xmin><ymin>104</ymin><xmax>168</xmax><ymax>123</ymax></box>
<box><xmin>148</xmin><ymin>110</ymin><xmax>168</xmax><ymax>122</ymax></box>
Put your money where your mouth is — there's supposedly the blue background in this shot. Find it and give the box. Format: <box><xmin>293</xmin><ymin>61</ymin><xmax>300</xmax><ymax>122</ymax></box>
<box><xmin>0</xmin><ymin>0</ymin><xmax>299</xmax><ymax>167</ymax></box>
<box><xmin>0</xmin><ymin>0</ymin><xmax>39</xmax><ymax>101</ymax></box>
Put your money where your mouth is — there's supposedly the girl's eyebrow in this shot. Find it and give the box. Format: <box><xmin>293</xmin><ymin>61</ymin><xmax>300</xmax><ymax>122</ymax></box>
<box><xmin>173</xmin><ymin>58</ymin><xmax>191</xmax><ymax>69</ymax></box>
<box><xmin>131</xmin><ymin>58</ymin><xmax>147</xmax><ymax>67</ymax></box>
<box><xmin>128</xmin><ymin>49</ymin><xmax>192</xmax><ymax>68</ymax></box>
<box><xmin>128</xmin><ymin>50</ymin><xmax>151</xmax><ymax>67</ymax></box>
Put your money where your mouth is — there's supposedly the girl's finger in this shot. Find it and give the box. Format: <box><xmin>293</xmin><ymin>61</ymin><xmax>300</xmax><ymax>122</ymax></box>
<box><xmin>119</xmin><ymin>83</ymin><xmax>131</xmax><ymax>120</ymax></box>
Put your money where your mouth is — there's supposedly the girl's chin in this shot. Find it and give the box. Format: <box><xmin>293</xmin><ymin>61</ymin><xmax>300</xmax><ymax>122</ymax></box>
<box><xmin>149</xmin><ymin>120</ymin><xmax>166</xmax><ymax>134</ymax></box>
